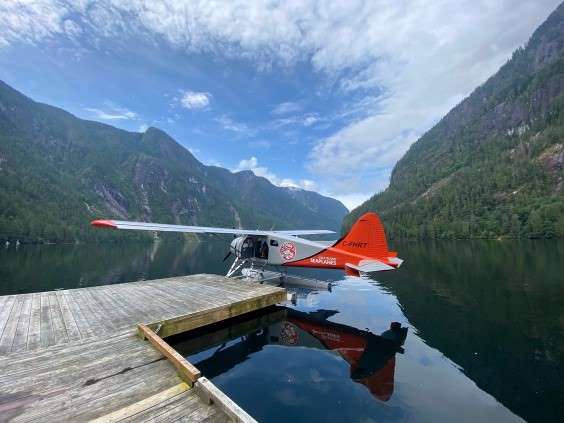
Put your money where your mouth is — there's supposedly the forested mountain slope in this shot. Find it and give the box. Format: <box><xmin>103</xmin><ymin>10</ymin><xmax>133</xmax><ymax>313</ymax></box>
<box><xmin>345</xmin><ymin>2</ymin><xmax>564</xmax><ymax>239</ymax></box>
<box><xmin>0</xmin><ymin>81</ymin><xmax>347</xmax><ymax>243</ymax></box>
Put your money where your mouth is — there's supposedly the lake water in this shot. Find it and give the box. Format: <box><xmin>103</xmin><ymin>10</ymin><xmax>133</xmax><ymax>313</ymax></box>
<box><xmin>0</xmin><ymin>240</ymin><xmax>562</xmax><ymax>422</ymax></box>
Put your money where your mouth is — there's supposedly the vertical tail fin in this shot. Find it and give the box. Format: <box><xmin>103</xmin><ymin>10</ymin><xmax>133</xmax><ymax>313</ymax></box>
<box><xmin>337</xmin><ymin>212</ymin><xmax>391</xmax><ymax>259</ymax></box>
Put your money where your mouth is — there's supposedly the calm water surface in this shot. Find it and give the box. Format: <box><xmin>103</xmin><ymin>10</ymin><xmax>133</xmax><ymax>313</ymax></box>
<box><xmin>0</xmin><ymin>240</ymin><xmax>562</xmax><ymax>422</ymax></box>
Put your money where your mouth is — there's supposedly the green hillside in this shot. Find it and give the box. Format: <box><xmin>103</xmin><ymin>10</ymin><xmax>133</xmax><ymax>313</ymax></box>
<box><xmin>345</xmin><ymin>3</ymin><xmax>564</xmax><ymax>239</ymax></box>
<box><xmin>0</xmin><ymin>82</ymin><xmax>347</xmax><ymax>243</ymax></box>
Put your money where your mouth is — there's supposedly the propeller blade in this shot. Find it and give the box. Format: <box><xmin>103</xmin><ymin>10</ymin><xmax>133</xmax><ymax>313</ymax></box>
<box><xmin>222</xmin><ymin>251</ymin><xmax>232</xmax><ymax>262</ymax></box>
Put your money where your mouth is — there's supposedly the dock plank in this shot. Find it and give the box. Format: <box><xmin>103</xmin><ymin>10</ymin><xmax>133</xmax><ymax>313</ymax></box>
<box><xmin>11</xmin><ymin>294</ymin><xmax>32</xmax><ymax>352</ymax></box>
<box><xmin>0</xmin><ymin>274</ymin><xmax>285</xmax><ymax>422</ymax></box>
<box><xmin>0</xmin><ymin>295</ymin><xmax>12</xmax><ymax>329</ymax></box>
<box><xmin>0</xmin><ymin>296</ymin><xmax>16</xmax><ymax>346</ymax></box>
<box><xmin>70</xmin><ymin>287</ymin><xmax>109</xmax><ymax>337</ymax></box>
<box><xmin>81</xmin><ymin>287</ymin><xmax>122</xmax><ymax>332</ymax></box>
<box><xmin>26</xmin><ymin>293</ymin><xmax>42</xmax><ymax>350</ymax></box>
<box><xmin>0</xmin><ymin>295</ymin><xmax>23</xmax><ymax>354</ymax></box>
<box><xmin>55</xmin><ymin>290</ymin><xmax>82</xmax><ymax>341</ymax></box>
<box><xmin>47</xmin><ymin>291</ymin><xmax>69</xmax><ymax>345</ymax></box>
<box><xmin>39</xmin><ymin>292</ymin><xmax>54</xmax><ymax>348</ymax></box>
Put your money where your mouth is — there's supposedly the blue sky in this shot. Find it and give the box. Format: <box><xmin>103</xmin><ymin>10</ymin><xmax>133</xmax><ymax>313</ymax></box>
<box><xmin>0</xmin><ymin>1</ymin><xmax>560</xmax><ymax>209</ymax></box>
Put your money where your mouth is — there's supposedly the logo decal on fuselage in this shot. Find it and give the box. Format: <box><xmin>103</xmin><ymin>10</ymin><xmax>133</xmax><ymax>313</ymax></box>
<box><xmin>280</xmin><ymin>241</ymin><xmax>296</xmax><ymax>261</ymax></box>
<box><xmin>280</xmin><ymin>322</ymin><xmax>298</xmax><ymax>345</ymax></box>
<box><xmin>310</xmin><ymin>256</ymin><xmax>337</xmax><ymax>266</ymax></box>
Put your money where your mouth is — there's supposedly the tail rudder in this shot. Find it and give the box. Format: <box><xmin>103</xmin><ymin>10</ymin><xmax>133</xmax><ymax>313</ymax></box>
<box><xmin>338</xmin><ymin>212</ymin><xmax>391</xmax><ymax>259</ymax></box>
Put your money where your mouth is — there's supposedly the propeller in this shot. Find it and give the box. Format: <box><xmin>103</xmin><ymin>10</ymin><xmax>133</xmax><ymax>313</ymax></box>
<box><xmin>222</xmin><ymin>250</ymin><xmax>232</xmax><ymax>262</ymax></box>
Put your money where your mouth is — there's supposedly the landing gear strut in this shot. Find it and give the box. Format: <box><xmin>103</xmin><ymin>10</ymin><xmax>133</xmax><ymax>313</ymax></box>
<box><xmin>226</xmin><ymin>257</ymin><xmax>247</xmax><ymax>278</ymax></box>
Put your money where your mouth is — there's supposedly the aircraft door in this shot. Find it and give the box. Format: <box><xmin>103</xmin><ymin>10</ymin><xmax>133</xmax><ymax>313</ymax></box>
<box><xmin>241</xmin><ymin>237</ymin><xmax>255</xmax><ymax>259</ymax></box>
<box><xmin>257</xmin><ymin>237</ymin><xmax>269</xmax><ymax>260</ymax></box>
<box><xmin>231</xmin><ymin>236</ymin><xmax>269</xmax><ymax>260</ymax></box>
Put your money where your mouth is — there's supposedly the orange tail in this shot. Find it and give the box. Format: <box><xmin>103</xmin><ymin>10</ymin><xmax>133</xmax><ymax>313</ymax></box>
<box><xmin>337</xmin><ymin>212</ymin><xmax>393</xmax><ymax>259</ymax></box>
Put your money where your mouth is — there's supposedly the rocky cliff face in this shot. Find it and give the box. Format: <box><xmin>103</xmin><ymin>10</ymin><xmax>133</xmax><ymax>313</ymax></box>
<box><xmin>345</xmin><ymin>2</ymin><xmax>564</xmax><ymax>239</ymax></box>
<box><xmin>0</xmin><ymin>81</ymin><xmax>347</xmax><ymax>243</ymax></box>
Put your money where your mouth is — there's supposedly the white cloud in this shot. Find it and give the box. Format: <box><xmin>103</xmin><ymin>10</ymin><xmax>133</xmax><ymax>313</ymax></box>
<box><xmin>85</xmin><ymin>104</ymin><xmax>138</xmax><ymax>121</ymax></box>
<box><xmin>233</xmin><ymin>156</ymin><xmax>317</xmax><ymax>191</ymax></box>
<box><xmin>302</xmin><ymin>114</ymin><xmax>319</xmax><ymax>127</ymax></box>
<box><xmin>271</xmin><ymin>113</ymin><xmax>322</xmax><ymax>129</ymax></box>
<box><xmin>2</xmin><ymin>0</ymin><xmax>560</xmax><ymax>206</ymax></box>
<box><xmin>215</xmin><ymin>115</ymin><xmax>252</xmax><ymax>135</ymax></box>
<box><xmin>138</xmin><ymin>123</ymin><xmax>148</xmax><ymax>132</ymax></box>
<box><xmin>271</xmin><ymin>101</ymin><xmax>302</xmax><ymax>115</ymax></box>
<box><xmin>180</xmin><ymin>90</ymin><xmax>211</xmax><ymax>109</ymax></box>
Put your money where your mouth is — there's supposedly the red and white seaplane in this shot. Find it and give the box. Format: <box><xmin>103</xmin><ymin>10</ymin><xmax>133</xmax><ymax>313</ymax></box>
<box><xmin>91</xmin><ymin>212</ymin><xmax>402</xmax><ymax>278</ymax></box>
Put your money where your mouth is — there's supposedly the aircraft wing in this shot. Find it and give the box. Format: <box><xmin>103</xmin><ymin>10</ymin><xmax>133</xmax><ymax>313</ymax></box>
<box><xmin>272</xmin><ymin>230</ymin><xmax>335</xmax><ymax>235</ymax></box>
<box><xmin>91</xmin><ymin>219</ymin><xmax>335</xmax><ymax>236</ymax></box>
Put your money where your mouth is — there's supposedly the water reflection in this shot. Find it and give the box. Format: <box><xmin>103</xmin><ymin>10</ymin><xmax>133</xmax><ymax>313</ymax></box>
<box><xmin>1</xmin><ymin>239</ymin><xmax>561</xmax><ymax>422</ymax></box>
<box><xmin>375</xmin><ymin>240</ymin><xmax>564</xmax><ymax>423</ymax></box>
<box><xmin>0</xmin><ymin>240</ymin><xmax>230</xmax><ymax>294</ymax></box>
<box><xmin>171</xmin><ymin>278</ymin><xmax>523</xmax><ymax>423</ymax></box>
<box><xmin>174</xmin><ymin>306</ymin><xmax>408</xmax><ymax>403</ymax></box>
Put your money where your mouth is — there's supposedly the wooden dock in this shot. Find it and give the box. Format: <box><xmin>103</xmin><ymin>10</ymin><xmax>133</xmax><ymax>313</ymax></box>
<box><xmin>0</xmin><ymin>274</ymin><xmax>286</xmax><ymax>422</ymax></box>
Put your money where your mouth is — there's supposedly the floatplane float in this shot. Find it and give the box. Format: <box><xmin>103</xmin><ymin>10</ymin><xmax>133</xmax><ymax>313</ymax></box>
<box><xmin>91</xmin><ymin>212</ymin><xmax>403</xmax><ymax>281</ymax></box>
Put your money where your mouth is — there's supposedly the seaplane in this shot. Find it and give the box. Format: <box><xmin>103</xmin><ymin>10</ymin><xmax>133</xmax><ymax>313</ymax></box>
<box><xmin>91</xmin><ymin>212</ymin><xmax>403</xmax><ymax>278</ymax></box>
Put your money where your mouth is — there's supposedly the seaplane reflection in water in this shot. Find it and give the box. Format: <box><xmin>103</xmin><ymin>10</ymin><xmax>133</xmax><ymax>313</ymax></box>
<box><xmin>91</xmin><ymin>212</ymin><xmax>403</xmax><ymax>278</ymax></box>
<box><xmin>173</xmin><ymin>305</ymin><xmax>408</xmax><ymax>402</ymax></box>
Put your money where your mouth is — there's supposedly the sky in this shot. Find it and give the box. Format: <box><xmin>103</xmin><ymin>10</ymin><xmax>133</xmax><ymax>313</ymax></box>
<box><xmin>0</xmin><ymin>0</ymin><xmax>561</xmax><ymax>210</ymax></box>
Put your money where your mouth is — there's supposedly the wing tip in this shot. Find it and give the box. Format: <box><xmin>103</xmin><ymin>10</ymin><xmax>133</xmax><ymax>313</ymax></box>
<box><xmin>91</xmin><ymin>219</ymin><xmax>117</xmax><ymax>229</ymax></box>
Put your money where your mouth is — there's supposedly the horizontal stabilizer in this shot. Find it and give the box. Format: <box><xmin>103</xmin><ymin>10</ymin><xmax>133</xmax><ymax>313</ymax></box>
<box><xmin>345</xmin><ymin>260</ymin><xmax>395</xmax><ymax>273</ymax></box>
<box><xmin>388</xmin><ymin>257</ymin><xmax>404</xmax><ymax>267</ymax></box>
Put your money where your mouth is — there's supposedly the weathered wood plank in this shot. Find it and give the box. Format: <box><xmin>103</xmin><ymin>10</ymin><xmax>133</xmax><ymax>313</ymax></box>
<box><xmin>116</xmin><ymin>388</ymin><xmax>209</xmax><ymax>422</ymax></box>
<box><xmin>11</xmin><ymin>294</ymin><xmax>32</xmax><ymax>352</ymax></box>
<box><xmin>161</xmin><ymin>395</ymin><xmax>221</xmax><ymax>423</ymax></box>
<box><xmin>26</xmin><ymin>293</ymin><xmax>42</xmax><ymax>350</ymax></box>
<box><xmin>39</xmin><ymin>292</ymin><xmax>54</xmax><ymax>348</ymax></box>
<box><xmin>88</xmin><ymin>382</ymin><xmax>190</xmax><ymax>423</ymax></box>
<box><xmin>137</xmin><ymin>324</ymin><xmax>201</xmax><ymax>385</ymax></box>
<box><xmin>110</xmin><ymin>282</ymin><xmax>170</xmax><ymax>318</ymax></box>
<box><xmin>0</xmin><ymin>295</ymin><xmax>14</xmax><ymax>331</ymax></box>
<box><xmin>0</xmin><ymin>331</ymin><xmax>137</xmax><ymax>380</ymax></box>
<box><xmin>70</xmin><ymin>287</ymin><xmax>108</xmax><ymax>336</ymax></box>
<box><xmin>0</xmin><ymin>274</ymin><xmax>286</xmax><ymax>423</ymax></box>
<box><xmin>81</xmin><ymin>288</ymin><xmax>122</xmax><ymax>332</ymax></box>
<box><xmin>195</xmin><ymin>376</ymin><xmax>258</xmax><ymax>423</ymax></box>
<box><xmin>62</xmin><ymin>289</ymin><xmax>97</xmax><ymax>339</ymax></box>
<box><xmin>0</xmin><ymin>296</ymin><xmax>16</xmax><ymax>343</ymax></box>
<box><xmin>92</xmin><ymin>286</ymin><xmax>136</xmax><ymax>325</ymax></box>
<box><xmin>136</xmin><ymin>282</ymin><xmax>206</xmax><ymax>314</ymax></box>
<box><xmin>0</xmin><ymin>295</ymin><xmax>23</xmax><ymax>354</ymax></box>
<box><xmin>47</xmin><ymin>291</ymin><xmax>69</xmax><ymax>345</ymax></box>
<box><xmin>54</xmin><ymin>290</ymin><xmax>82</xmax><ymax>341</ymax></box>
<box><xmin>151</xmin><ymin>290</ymin><xmax>287</xmax><ymax>338</ymax></box>
<box><xmin>8</xmin><ymin>359</ymin><xmax>181</xmax><ymax>422</ymax></box>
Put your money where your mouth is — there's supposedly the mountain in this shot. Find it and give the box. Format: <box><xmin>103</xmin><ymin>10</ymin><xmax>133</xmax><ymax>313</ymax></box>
<box><xmin>0</xmin><ymin>81</ymin><xmax>347</xmax><ymax>243</ymax></box>
<box><xmin>345</xmin><ymin>3</ymin><xmax>564</xmax><ymax>239</ymax></box>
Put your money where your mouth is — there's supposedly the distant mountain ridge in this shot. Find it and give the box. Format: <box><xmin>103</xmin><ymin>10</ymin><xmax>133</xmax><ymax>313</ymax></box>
<box><xmin>345</xmin><ymin>2</ymin><xmax>564</xmax><ymax>239</ymax></box>
<box><xmin>0</xmin><ymin>81</ymin><xmax>347</xmax><ymax>243</ymax></box>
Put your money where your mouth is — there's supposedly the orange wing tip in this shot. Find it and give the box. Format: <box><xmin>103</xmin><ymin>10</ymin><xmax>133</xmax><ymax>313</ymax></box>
<box><xmin>91</xmin><ymin>219</ymin><xmax>117</xmax><ymax>229</ymax></box>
